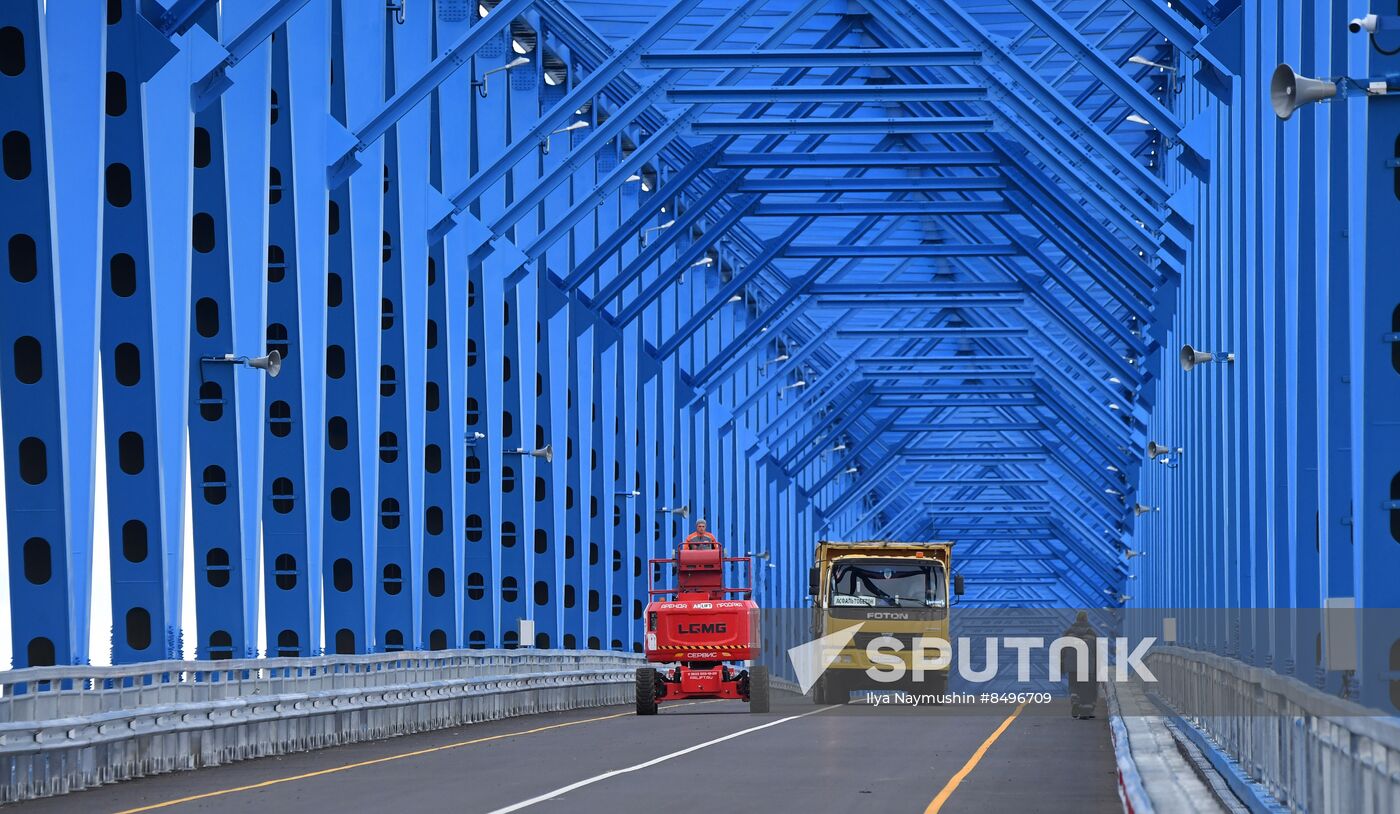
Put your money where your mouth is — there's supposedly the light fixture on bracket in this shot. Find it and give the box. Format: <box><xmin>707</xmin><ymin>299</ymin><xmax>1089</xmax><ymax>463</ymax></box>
<box><xmin>541</xmin><ymin>120</ymin><xmax>588</xmax><ymax>154</ymax></box>
<box><xmin>1128</xmin><ymin>52</ymin><xmax>1182</xmax><ymax>93</ymax></box>
<box><xmin>760</xmin><ymin>339</ymin><xmax>791</xmax><ymax>371</ymax></box>
<box><xmin>641</xmin><ymin>219</ymin><xmax>675</xmax><ymax>246</ymax></box>
<box><xmin>614</xmin><ymin>489</ymin><xmax>640</xmax><ymax>498</ymax></box>
<box><xmin>1180</xmin><ymin>343</ymin><xmax>1235</xmax><ymax>371</ymax></box>
<box><xmin>679</xmin><ymin>253</ymin><xmax>713</xmax><ymax>284</ymax></box>
<box><xmin>464</xmin><ymin>431</ymin><xmax>487</xmax><ymax>446</ymax></box>
<box><xmin>472</xmin><ymin>56</ymin><xmax>530</xmax><ymax>98</ymax></box>
<box><xmin>777</xmin><ymin>379</ymin><xmax>807</xmax><ymax>399</ymax></box>
<box><xmin>843</xmin><ymin>464</ymin><xmax>860</xmax><ymax>475</ymax></box>
<box><xmin>505</xmin><ymin>444</ymin><xmax>553</xmax><ymax>464</ymax></box>
<box><xmin>1129</xmin><ymin>54</ymin><xmax>1177</xmax><ymax>72</ymax></box>
<box><xmin>199</xmin><ymin>350</ymin><xmax>281</xmax><ymax>378</ymax></box>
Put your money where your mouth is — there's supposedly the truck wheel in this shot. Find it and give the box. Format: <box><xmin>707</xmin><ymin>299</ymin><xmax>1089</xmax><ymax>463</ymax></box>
<box><xmin>635</xmin><ymin>667</ymin><xmax>658</xmax><ymax>715</ymax></box>
<box><xmin>813</xmin><ymin>673</ymin><xmax>846</xmax><ymax>705</ymax></box>
<box><xmin>748</xmin><ymin>665</ymin><xmax>770</xmax><ymax>713</ymax></box>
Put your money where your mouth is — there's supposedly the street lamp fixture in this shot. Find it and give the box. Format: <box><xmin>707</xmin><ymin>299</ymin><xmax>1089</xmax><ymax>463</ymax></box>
<box><xmin>541</xmin><ymin>120</ymin><xmax>588</xmax><ymax>154</ymax></box>
<box><xmin>473</xmin><ymin>56</ymin><xmax>530</xmax><ymax>97</ymax></box>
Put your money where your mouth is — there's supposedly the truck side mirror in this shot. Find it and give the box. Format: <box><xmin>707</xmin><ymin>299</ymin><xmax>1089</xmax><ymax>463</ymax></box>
<box><xmin>808</xmin><ymin>566</ymin><xmax>820</xmax><ymax>596</ymax></box>
<box><xmin>954</xmin><ymin>574</ymin><xmax>965</xmax><ymax>596</ymax></box>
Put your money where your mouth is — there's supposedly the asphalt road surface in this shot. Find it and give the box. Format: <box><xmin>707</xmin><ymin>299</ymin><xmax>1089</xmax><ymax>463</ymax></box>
<box><xmin>9</xmin><ymin>693</ymin><xmax>1121</xmax><ymax>814</ymax></box>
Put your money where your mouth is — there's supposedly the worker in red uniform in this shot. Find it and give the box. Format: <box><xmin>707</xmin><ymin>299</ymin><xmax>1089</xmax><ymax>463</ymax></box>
<box><xmin>683</xmin><ymin>518</ymin><xmax>719</xmax><ymax>549</ymax></box>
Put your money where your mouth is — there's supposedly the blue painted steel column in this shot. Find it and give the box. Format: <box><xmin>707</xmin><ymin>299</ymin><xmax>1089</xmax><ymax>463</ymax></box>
<box><xmin>0</xmin><ymin>0</ymin><xmax>84</xmax><ymax>666</ymax></box>
<box><xmin>375</xmin><ymin>19</ymin><xmax>414</xmax><ymax>652</ymax></box>
<box><xmin>421</xmin><ymin>91</ymin><xmax>456</xmax><ymax>650</ymax></box>
<box><xmin>505</xmin><ymin>26</ymin><xmax>542</xmax><ymax>648</ymax></box>
<box><xmin>100</xmin><ymin>0</ymin><xmax>178</xmax><ymax>663</ymax></box>
<box><xmin>1354</xmin><ymin>25</ymin><xmax>1400</xmax><ymax>712</ymax></box>
<box><xmin>261</xmin><ymin>25</ymin><xmax>314</xmax><ymax>657</ymax></box>
<box><xmin>186</xmin><ymin>7</ymin><xmax>253</xmax><ymax>662</ymax></box>
<box><xmin>321</xmin><ymin>0</ymin><xmax>370</xmax><ymax>654</ymax></box>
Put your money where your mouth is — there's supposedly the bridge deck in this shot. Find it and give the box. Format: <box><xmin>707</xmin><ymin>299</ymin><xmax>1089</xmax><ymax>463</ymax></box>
<box><xmin>10</xmin><ymin>698</ymin><xmax>1119</xmax><ymax>814</ymax></box>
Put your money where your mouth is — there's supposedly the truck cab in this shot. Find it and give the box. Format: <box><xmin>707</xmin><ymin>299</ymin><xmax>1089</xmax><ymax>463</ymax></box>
<box><xmin>807</xmin><ymin>541</ymin><xmax>963</xmax><ymax>704</ymax></box>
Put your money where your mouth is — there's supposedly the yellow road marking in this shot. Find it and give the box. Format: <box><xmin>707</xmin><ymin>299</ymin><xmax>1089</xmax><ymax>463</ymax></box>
<box><xmin>923</xmin><ymin>703</ymin><xmax>1025</xmax><ymax>814</ymax></box>
<box><xmin>113</xmin><ymin>701</ymin><xmax>715</xmax><ymax>813</ymax></box>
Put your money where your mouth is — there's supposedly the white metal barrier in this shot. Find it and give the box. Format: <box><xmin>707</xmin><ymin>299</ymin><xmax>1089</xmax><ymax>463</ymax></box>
<box><xmin>1148</xmin><ymin>646</ymin><xmax>1400</xmax><ymax>814</ymax></box>
<box><xmin>0</xmin><ymin>649</ymin><xmax>642</xmax><ymax>802</ymax></box>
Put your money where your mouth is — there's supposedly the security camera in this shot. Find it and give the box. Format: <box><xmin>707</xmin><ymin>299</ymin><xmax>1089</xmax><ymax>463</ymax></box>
<box><xmin>1350</xmin><ymin>13</ymin><xmax>1400</xmax><ymax>32</ymax></box>
<box><xmin>1350</xmin><ymin>14</ymin><xmax>1378</xmax><ymax>33</ymax></box>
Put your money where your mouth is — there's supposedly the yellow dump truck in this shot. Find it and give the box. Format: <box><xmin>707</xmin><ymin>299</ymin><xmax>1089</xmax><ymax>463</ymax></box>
<box><xmin>807</xmin><ymin>541</ymin><xmax>963</xmax><ymax>704</ymax></box>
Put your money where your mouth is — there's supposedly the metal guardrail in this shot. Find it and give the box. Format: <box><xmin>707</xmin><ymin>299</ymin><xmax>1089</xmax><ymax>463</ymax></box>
<box><xmin>1148</xmin><ymin>646</ymin><xmax>1400</xmax><ymax>814</ymax></box>
<box><xmin>0</xmin><ymin>649</ymin><xmax>642</xmax><ymax>802</ymax></box>
<box><xmin>1104</xmin><ymin>678</ymin><xmax>1156</xmax><ymax>814</ymax></box>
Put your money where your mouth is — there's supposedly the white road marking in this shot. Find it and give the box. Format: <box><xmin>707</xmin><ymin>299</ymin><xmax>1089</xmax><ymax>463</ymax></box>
<box><xmin>483</xmin><ymin>706</ymin><xmax>834</xmax><ymax>813</ymax></box>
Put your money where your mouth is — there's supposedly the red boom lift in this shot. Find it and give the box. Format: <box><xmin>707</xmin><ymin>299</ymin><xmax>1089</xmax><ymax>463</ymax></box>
<box><xmin>636</xmin><ymin>531</ymin><xmax>769</xmax><ymax>714</ymax></box>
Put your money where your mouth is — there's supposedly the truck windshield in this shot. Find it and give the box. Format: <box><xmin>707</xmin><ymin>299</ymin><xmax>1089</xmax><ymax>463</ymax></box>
<box><xmin>829</xmin><ymin>560</ymin><xmax>945</xmax><ymax>607</ymax></box>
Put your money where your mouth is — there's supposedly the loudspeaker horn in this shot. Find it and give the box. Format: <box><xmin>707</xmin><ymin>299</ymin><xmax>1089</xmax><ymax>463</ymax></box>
<box><xmin>1271</xmin><ymin>64</ymin><xmax>1338</xmax><ymax>120</ymax></box>
<box><xmin>1146</xmin><ymin>440</ymin><xmax>1167</xmax><ymax>459</ymax></box>
<box><xmin>531</xmin><ymin>444</ymin><xmax>553</xmax><ymax>465</ymax></box>
<box><xmin>1179</xmin><ymin>344</ymin><xmax>1212</xmax><ymax>371</ymax></box>
<box><xmin>247</xmin><ymin>350</ymin><xmax>282</xmax><ymax>378</ymax></box>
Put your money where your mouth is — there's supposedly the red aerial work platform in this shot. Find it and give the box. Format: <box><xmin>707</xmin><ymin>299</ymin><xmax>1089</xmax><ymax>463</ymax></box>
<box><xmin>636</xmin><ymin>530</ymin><xmax>769</xmax><ymax>714</ymax></box>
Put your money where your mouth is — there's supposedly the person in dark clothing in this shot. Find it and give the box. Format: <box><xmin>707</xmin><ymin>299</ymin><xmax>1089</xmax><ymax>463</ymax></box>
<box><xmin>1062</xmin><ymin>611</ymin><xmax>1098</xmax><ymax>719</ymax></box>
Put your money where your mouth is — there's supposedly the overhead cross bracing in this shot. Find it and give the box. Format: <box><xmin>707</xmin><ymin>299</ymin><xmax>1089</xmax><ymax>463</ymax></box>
<box><xmin>559</xmin><ymin>0</ymin><xmax>1182</xmax><ymax>607</ymax></box>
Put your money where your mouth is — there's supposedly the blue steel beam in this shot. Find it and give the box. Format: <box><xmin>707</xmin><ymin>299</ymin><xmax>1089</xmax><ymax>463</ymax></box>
<box><xmin>667</xmin><ymin>85</ymin><xmax>987</xmax><ymax>104</ymax></box>
<box><xmin>325</xmin><ymin>0</ymin><xmax>535</xmax><ymax>185</ymax></box>
<box><xmin>477</xmin><ymin>0</ymin><xmax>831</xmax><ymax>253</ymax></box>
<box><xmin>640</xmin><ymin>48</ymin><xmax>982</xmax><ymax>68</ymax></box>
<box><xmin>836</xmin><ymin>327</ymin><xmax>1027</xmax><ymax>338</ymax></box>
<box><xmin>691</xmin><ymin>116</ymin><xmax>997</xmax><ymax>136</ymax></box>
<box><xmin>782</xmin><ymin>244</ymin><xmax>1017</xmax><ymax>258</ymax></box>
<box><xmin>100</xmin><ymin>0</ymin><xmax>180</xmax><ymax>663</ymax></box>
<box><xmin>0</xmin><ymin>0</ymin><xmax>85</xmax><ymax>666</ymax></box>
<box><xmin>190</xmin><ymin>0</ymin><xmax>313</xmax><ymax>110</ymax></box>
<box><xmin>717</xmin><ymin>150</ymin><xmax>1000</xmax><ymax>168</ymax></box>
<box><xmin>261</xmin><ymin>26</ymin><xmax>313</xmax><ymax>656</ymax></box>
<box><xmin>186</xmin><ymin>6</ymin><xmax>250</xmax><ymax>664</ymax></box>
<box><xmin>862</xmin><ymin>2</ymin><xmax>1165</xmax><ymax>233</ymax></box>
<box><xmin>427</xmin><ymin>0</ymin><xmax>717</xmax><ymax>234</ymax></box>
<box><xmin>752</xmin><ymin>201</ymin><xmax>1012</xmax><ymax>216</ymax></box>
<box><xmin>140</xmin><ymin>0</ymin><xmax>218</xmax><ymax>37</ymax></box>
<box><xmin>1001</xmin><ymin>0</ymin><xmax>1180</xmax><ymax>136</ymax></box>
<box><xmin>735</xmin><ymin>176</ymin><xmax>1005</xmax><ymax>193</ymax></box>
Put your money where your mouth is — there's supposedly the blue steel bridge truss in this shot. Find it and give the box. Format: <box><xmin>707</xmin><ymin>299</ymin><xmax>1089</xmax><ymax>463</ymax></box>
<box><xmin>0</xmin><ymin>0</ymin><xmax>1397</xmax><ymax>712</ymax></box>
